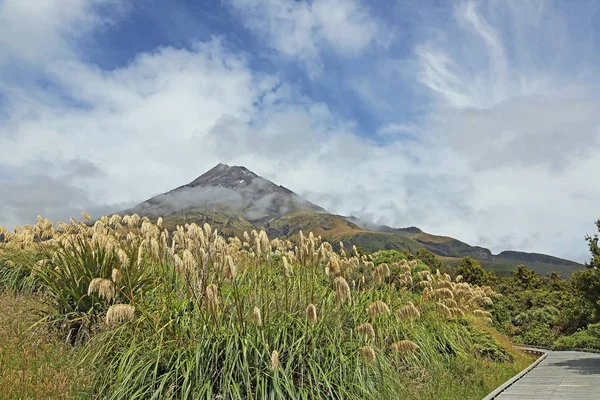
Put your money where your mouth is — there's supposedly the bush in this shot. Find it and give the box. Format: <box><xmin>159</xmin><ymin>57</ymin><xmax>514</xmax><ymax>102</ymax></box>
<box><xmin>553</xmin><ymin>323</ymin><xmax>600</xmax><ymax>350</ymax></box>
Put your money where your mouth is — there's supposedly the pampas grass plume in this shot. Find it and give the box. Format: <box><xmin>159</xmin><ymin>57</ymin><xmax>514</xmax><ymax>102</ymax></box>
<box><xmin>306</xmin><ymin>303</ymin><xmax>318</xmax><ymax>324</ymax></box>
<box><xmin>359</xmin><ymin>345</ymin><xmax>375</xmax><ymax>362</ymax></box>
<box><xmin>106</xmin><ymin>304</ymin><xmax>135</xmax><ymax>325</ymax></box>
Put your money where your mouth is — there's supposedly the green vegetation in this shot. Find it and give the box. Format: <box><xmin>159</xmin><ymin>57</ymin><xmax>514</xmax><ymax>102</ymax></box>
<box><xmin>0</xmin><ymin>215</ymin><xmax>533</xmax><ymax>399</ymax></box>
<box><xmin>474</xmin><ymin>219</ymin><xmax>600</xmax><ymax>350</ymax></box>
<box><xmin>0</xmin><ymin>292</ymin><xmax>90</xmax><ymax>399</ymax></box>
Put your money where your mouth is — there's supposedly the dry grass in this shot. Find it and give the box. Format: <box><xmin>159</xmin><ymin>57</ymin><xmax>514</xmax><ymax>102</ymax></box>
<box><xmin>0</xmin><ymin>293</ymin><xmax>89</xmax><ymax>399</ymax></box>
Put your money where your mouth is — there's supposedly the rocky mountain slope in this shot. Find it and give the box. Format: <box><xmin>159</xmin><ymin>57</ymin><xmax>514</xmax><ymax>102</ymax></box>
<box><xmin>123</xmin><ymin>163</ymin><xmax>325</xmax><ymax>223</ymax></box>
<box><xmin>122</xmin><ymin>163</ymin><xmax>583</xmax><ymax>275</ymax></box>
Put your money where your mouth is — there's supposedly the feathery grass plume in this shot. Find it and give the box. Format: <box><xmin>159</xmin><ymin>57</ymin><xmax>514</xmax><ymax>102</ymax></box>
<box><xmin>482</xmin><ymin>296</ymin><xmax>494</xmax><ymax>306</ymax></box>
<box><xmin>366</xmin><ymin>300</ymin><xmax>390</xmax><ymax>319</ymax></box>
<box><xmin>408</xmin><ymin>259</ymin><xmax>418</xmax><ymax>268</ymax></box>
<box><xmin>391</xmin><ymin>340</ymin><xmax>419</xmax><ymax>354</ymax></box>
<box><xmin>206</xmin><ymin>284</ymin><xmax>220</xmax><ymax>313</ymax></box>
<box><xmin>418</xmin><ymin>280</ymin><xmax>432</xmax><ymax>288</ymax></box>
<box><xmin>442</xmin><ymin>298</ymin><xmax>458</xmax><ymax>308</ymax></box>
<box><xmin>150</xmin><ymin>238</ymin><xmax>160</xmax><ymax>258</ymax></box>
<box><xmin>182</xmin><ymin>249</ymin><xmax>195</xmax><ymax>273</ymax></box>
<box><xmin>432</xmin><ymin>288</ymin><xmax>454</xmax><ymax>300</ymax></box>
<box><xmin>373</xmin><ymin>263</ymin><xmax>390</xmax><ymax>283</ymax></box>
<box><xmin>451</xmin><ymin>308</ymin><xmax>465</xmax><ymax>317</ymax></box>
<box><xmin>398</xmin><ymin>272</ymin><xmax>413</xmax><ymax>286</ymax></box>
<box><xmin>473</xmin><ymin>309</ymin><xmax>492</xmax><ymax>318</ymax></box>
<box><xmin>356</xmin><ymin>322</ymin><xmax>376</xmax><ymax>342</ymax></box>
<box><xmin>131</xmin><ymin>214</ymin><xmax>141</xmax><ymax>227</ymax></box>
<box><xmin>436</xmin><ymin>280</ymin><xmax>453</xmax><ymax>290</ymax></box>
<box><xmin>397</xmin><ymin>302</ymin><xmax>420</xmax><ymax>321</ymax></box>
<box><xmin>259</xmin><ymin>230</ymin><xmax>271</xmax><ymax>257</ymax></box>
<box><xmin>203</xmin><ymin>223</ymin><xmax>212</xmax><ymax>239</ymax></box>
<box><xmin>116</xmin><ymin>248</ymin><xmax>129</xmax><ymax>266</ymax></box>
<box><xmin>81</xmin><ymin>212</ymin><xmax>92</xmax><ymax>222</ymax></box>
<box><xmin>111</xmin><ymin>268</ymin><xmax>123</xmax><ymax>285</ymax></box>
<box><xmin>417</xmin><ymin>270</ymin><xmax>431</xmax><ymax>280</ymax></box>
<box><xmin>436</xmin><ymin>302</ymin><xmax>453</xmax><ymax>318</ymax></box>
<box><xmin>306</xmin><ymin>303</ymin><xmax>318</xmax><ymax>324</ymax></box>
<box><xmin>106</xmin><ymin>304</ymin><xmax>135</xmax><ymax>325</ymax></box>
<box><xmin>173</xmin><ymin>254</ymin><xmax>184</xmax><ymax>274</ymax></box>
<box><xmin>455</xmin><ymin>275</ymin><xmax>464</xmax><ymax>282</ymax></box>
<box><xmin>136</xmin><ymin>242</ymin><xmax>145</xmax><ymax>268</ymax></box>
<box><xmin>253</xmin><ymin>306</ymin><xmax>263</xmax><ymax>327</ymax></box>
<box><xmin>121</xmin><ymin>215</ymin><xmax>131</xmax><ymax>227</ymax></box>
<box><xmin>156</xmin><ymin>217</ymin><xmax>163</xmax><ymax>228</ymax></box>
<box><xmin>333</xmin><ymin>276</ymin><xmax>351</xmax><ymax>305</ymax></box>
<box><xmin>359</xmin><ymin>345</ymin><xmax>375</xmax><ymax>362</ymax></box>
<box><xmin>328</xmin><ymin>257</ymin><xmax>340</xmax><ymax>277</ymax></box>
<box><xmin>423</xmin><ymin>286</ymin><xmax>432</xmax><ymax>299</ymax></box>
<box><xmin>282</xmin><ymin>256</ymin><xmax>293</xmax><ymax>277</ymax></box>
<box><xmin>108</xmin><ymin>214</ymin><xmax>122</xmax><ymax>226</ymax></box>
<box><xmin>255</xmin><ymin>236</ymin><xmax>262</xmax><ymax>256</ymax></box>
<box><xmin>484</xmin><ymin>317</ymin><xmax>493</xmax><ymax>324</ymax></box>
<box><xmin>88</xmin><ymin>278</ymin><xmax>116</xmax><ymax>302</ymax></box>
<box><xmin>339</xmin><ymin>242</ymin><xmax>346</xmax><ymax>257</ymax></box>
<box><xmin>224</xmin><ymin>255</ymin><xmax>237</xmax><ymax>280</ymax></box>
<box><xmin>270</xmin><ymin>350</ymin><xmax>279</xmax><ymax>370</ymax></box>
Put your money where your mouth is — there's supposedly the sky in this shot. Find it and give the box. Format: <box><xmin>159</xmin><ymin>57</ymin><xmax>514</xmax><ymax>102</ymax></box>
<box><xmin>1</xmin><ymin>0</ymin><xmax>599</xmax><ymax>263</ymax></box>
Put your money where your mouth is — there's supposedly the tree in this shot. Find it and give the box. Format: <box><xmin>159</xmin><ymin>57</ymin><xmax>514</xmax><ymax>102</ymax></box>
<box><xmin>514</xmin><ymin>264</ymin><xmax>542</xmax><ymax>290</ymax></box>
<box><xmin>585</xmin><ymin>219</ymin><xmax>600</xmax><ymax>269</ymax></box>
<box><xmin>456</xmin><ymin>257</ymin><xmax>490</xmax><ymax>285</ymax></box>
<box><xmin>416</xmin><ymin>248</ymin><xmax>443</xmax><ymax>270</ymax></box>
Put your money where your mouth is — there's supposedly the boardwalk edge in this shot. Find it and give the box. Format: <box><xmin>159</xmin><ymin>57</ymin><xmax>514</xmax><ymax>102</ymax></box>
<box><xmin>481</xmin><ymin>346</ymin><xmax>549</xmax><ymax>400</ymax></box>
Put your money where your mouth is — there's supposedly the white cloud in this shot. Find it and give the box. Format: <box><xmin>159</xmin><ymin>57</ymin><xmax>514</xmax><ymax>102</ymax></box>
<box><xmin>229</xmin><ymin>0</ymin><xmax>388</xmax><ymax>75</ymax></box>
<box><xmin>1</xmin><ymin>0</ymin><xmax>599</xmax><ymax>265</ymax></box>
<box><xmin>0</xmin><ymin>0</ymin><xmax>125</xmax><ymax>67</ymax></box>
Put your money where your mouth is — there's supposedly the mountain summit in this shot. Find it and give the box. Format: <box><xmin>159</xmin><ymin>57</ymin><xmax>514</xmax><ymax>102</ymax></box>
<box><xmin>123</xmin><ymin>163</ymin><xmax>583</xmax><ymax>276</ymax></box>
<box><xmin>125</xmin><ymin>163</ymin><xmax>326</xmax><ymax>222</ymax></box>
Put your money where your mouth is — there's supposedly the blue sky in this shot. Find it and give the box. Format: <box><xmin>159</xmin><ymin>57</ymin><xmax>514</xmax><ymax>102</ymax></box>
<box><xmin>1</xmin><ymin>0</ymin><xmax>600</xmax><ymax>263</ymax></box>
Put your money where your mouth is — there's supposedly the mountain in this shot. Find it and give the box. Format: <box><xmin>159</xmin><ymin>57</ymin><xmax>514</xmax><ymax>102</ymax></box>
<box><xmin>123</xmin><ymin>163</ymin><xmax>325</xmax><ymax>226</ymax></box>
<box><xmin>122</xmin><ymin>163</ymin><xmax>584</xmax><ymax>276</ymax></box>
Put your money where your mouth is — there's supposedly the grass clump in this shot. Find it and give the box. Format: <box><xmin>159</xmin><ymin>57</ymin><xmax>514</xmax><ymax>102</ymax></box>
<box><xmin>1</xmin><ymin>214</ymin><xmax>530</xmax><ymax>399</ymax></box>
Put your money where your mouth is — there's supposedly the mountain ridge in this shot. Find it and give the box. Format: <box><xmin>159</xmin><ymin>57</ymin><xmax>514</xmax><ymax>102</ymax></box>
<box><xmin>121</xmin><ymin>163</ymin><xmax>583</xmax><ymax>275</ymax></box>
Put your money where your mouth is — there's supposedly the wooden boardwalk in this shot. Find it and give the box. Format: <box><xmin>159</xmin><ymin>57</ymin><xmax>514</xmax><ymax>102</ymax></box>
<box><xmin>494</xmin><ymin>350</ymin><xmax>600</xmax><ymax>399</ymax></box>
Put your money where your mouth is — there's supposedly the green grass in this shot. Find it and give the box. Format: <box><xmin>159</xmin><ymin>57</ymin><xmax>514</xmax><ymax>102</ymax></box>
<box><xmin>0</xmin><ymin>292</ymin><xmax>89</xmax><ymax>399</ymax></box>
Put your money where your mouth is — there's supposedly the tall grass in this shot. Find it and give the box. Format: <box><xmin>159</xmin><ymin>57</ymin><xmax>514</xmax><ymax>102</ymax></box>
<box><xmin>0</xmin><ymin>214</ymin><xmax>512</xmax><ymax>399</ymax></box>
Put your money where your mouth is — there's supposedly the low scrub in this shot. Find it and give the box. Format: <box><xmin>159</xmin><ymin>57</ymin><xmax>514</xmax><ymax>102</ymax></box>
<box><xmin>553</xmin><ymin>323</ymin><xmax>600</xmax><ymax>351</ymax></box>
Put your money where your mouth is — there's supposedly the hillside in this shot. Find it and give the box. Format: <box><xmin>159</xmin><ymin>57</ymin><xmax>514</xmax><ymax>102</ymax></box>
<box><xmin>123</xmin><ymin>163</ymin><xmax>584</xmax><ymax>275</ymax></box>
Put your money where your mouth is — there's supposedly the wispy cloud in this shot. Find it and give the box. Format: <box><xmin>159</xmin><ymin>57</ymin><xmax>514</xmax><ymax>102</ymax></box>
<box><xmin>229</xmin><ymin>0</ymin><xmax>390</xmax><ymax>75</ymax></box>
<box><xmin>1</xmin><ymin>0</ymin><xmax>599</xmax><ymax>263</ymax></box>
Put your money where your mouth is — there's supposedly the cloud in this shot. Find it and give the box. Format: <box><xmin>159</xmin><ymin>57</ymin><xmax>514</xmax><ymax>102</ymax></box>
<box><xmin>229</xmin><ymin>0</ymin><xmax>389</xmax><ymax>75</ymax></box>
<box><xmin>0</xmin><ymin>0</ymin><xmax>126</xmax><ymax>67</ymax></box>
<box><xmin>1</xmin><ymin>0</ymin><xmax>600</xmax><ymax>265</ymax></box>
<box><xmin>407</xmin><ymin>0</ymin><xmax>600</xmax><ymax>260</ymax></box>
<box><xmin>0</xmin><ymin>160</ymin><xmax>128</xmax><ymax>230</ymax></box>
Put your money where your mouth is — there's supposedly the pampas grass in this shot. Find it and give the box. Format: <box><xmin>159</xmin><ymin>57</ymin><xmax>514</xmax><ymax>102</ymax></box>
<box><xmin>0</xmin><ymin>213</ymin><xmax>506</xmax><ymax>400</ymax></box>
<box><xmin>106</xmin><ymin>304</ymin><xmax>135</xmax><ymax>325</ymax></box>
